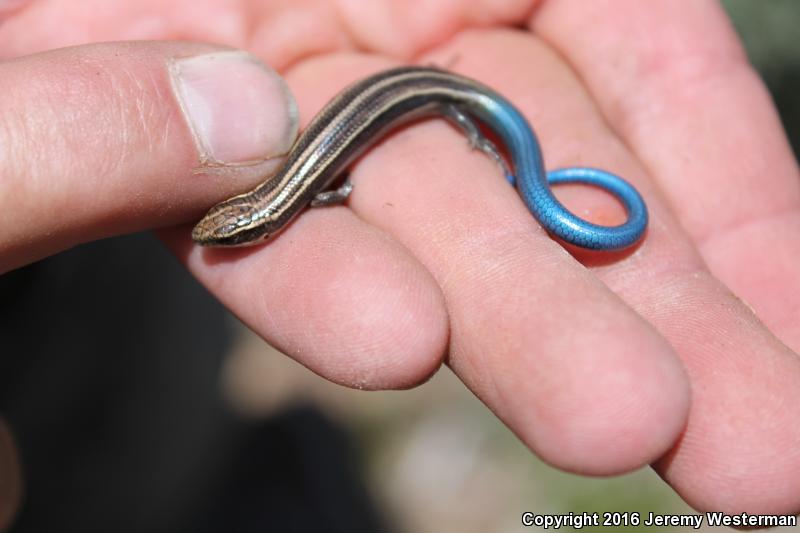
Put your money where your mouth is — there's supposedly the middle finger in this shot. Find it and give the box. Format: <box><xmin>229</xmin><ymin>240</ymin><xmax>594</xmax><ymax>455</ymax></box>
<box><xmin>288</xmin><ymin>37</ymin><xmax>690</xmax><ymax>475</ymax></box>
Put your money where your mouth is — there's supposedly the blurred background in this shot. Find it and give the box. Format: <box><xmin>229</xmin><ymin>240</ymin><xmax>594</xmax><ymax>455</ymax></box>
<box><xmin>1</xmin><ymin>1</ymin><xmax>798</xmax><ymax>531</ymax></box>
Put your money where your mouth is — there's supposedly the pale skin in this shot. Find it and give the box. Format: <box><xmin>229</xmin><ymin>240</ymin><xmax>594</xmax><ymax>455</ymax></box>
<box><xmin>0</xmin><ymin>0</ymin><xmax>799</xmax><ymax>522</ymax></box>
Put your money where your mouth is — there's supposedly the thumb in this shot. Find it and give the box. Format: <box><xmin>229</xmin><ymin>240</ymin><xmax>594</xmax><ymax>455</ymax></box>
<box><xmin>0</xmin><ymin>41</ymin><xmax>298</xmax><ymax>273</ymax></box>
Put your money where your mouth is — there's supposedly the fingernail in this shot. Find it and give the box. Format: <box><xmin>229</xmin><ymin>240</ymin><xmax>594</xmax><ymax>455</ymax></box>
<box><xmin>170</xmin><ymin>51</ymin><xmax>298</xmax><ymax>166</ymax></box>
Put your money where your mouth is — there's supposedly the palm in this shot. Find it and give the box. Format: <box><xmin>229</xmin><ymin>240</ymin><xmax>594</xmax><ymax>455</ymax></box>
<box><xmin>3</xmin><ymin>0</ymin><xmax>800</xmax><ymax>515</ymax></box>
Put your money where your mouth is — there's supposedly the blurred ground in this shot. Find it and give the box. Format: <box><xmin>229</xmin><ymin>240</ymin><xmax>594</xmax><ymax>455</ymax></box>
<box><xmin>725</xmin><ymin>0</ymin><xmax>800</xmax><ymax>157</ymax></box>
<box><xmin>219</xmin><ymin>3</ymin><xmax>800</xmax><ymax>532</ymax></box>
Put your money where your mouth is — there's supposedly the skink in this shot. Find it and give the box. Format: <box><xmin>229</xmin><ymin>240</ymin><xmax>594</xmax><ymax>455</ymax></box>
<box><xmin>192</xmin><ymin>66</ymin><xmax>648</xmax><ymax>250</ymax></box>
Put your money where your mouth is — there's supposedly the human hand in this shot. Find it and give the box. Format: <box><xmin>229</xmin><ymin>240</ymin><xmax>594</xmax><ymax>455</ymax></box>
<box><xmin>1</xmin><ymin>0</ymin><xmax>798</xmax><ymax>518</ymax></box>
